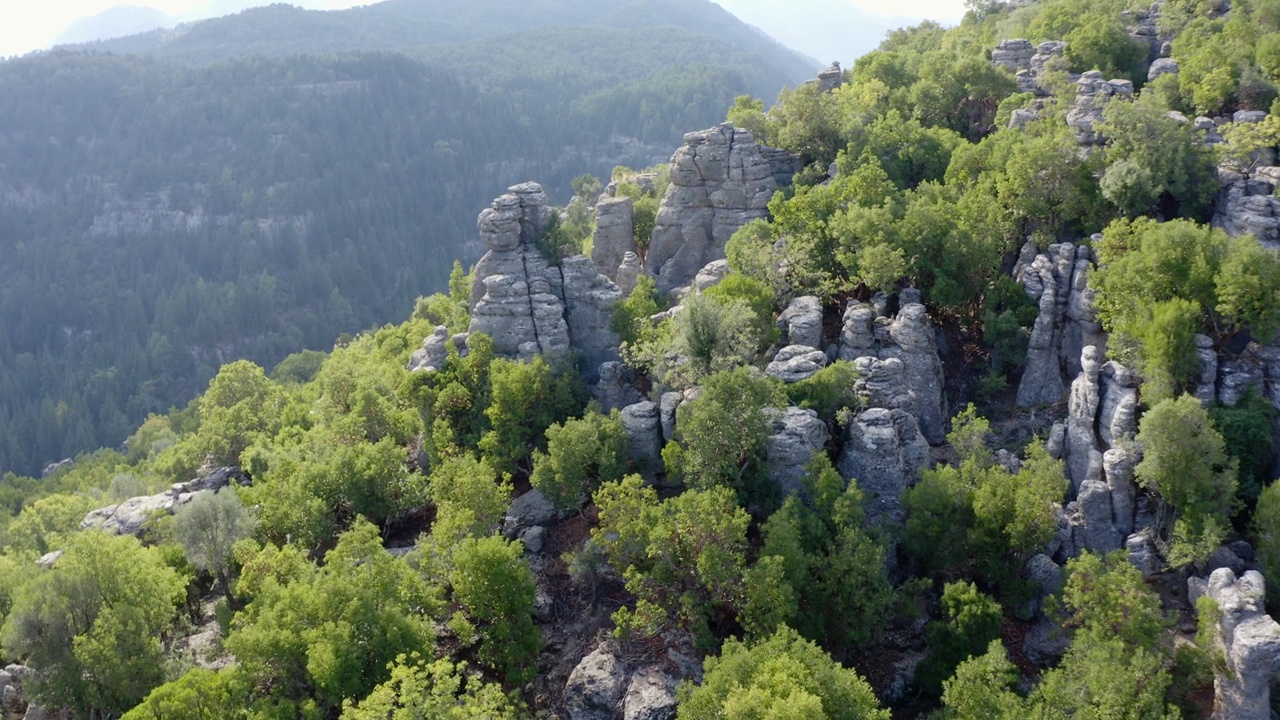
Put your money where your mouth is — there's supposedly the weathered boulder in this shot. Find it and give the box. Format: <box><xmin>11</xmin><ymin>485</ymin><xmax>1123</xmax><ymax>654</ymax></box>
<box><xmin>1071</xmin><ymin>480</ymin><xmax>1122</xmax><ymax>554</ymax></box>
<box><xmin>766</xmin><ymin>345</ymin><xmax>828</xmax><ymax>383</ymax></box>
<box><xmin>1098</xmin><ymin>361</ymin><xmax>1138</xmax><ymax>447</ymax></box>
<box><xmin>1194</xmin><ymin>333</ymin><xmax>1219</xmax><ymax>403</ymax></box>
<box><xmin>593</xmin><ymin>361</ymin><xmax>642</xmax><ymax>412</ymax></box>
<box><xmin>81</xmin><ymin>467</ymin><xmax>247</xmax><ymax>536</ymax></box>
<box><xmin>1214</xmin><ymin>166</ymin><xmax>1280</xmax><ymax>250</ymax></box>
<box><xmin>692</xmin><ymin>259</ymin><xmax>729</xmax><ymax>292</ymax></box>
<box><xmin>1025</xmin><ymin>553</ymin><xmax>1064</xmax><ymax>616</ymax></box>
<box><xmin>766</xmin><ymin>407</ymin><xmax>830</xmax><ymax>497</ymax></box>
<box><xmin>992</xmin><ymin>39</ymin><xmax>1035</xmax><ymax>72</ymax></box>
<box><xmin>408</xmin><ymin>326</ymin><xmax>452</xmax><ymax>373</ymax></box>
<box><xmin>592</xmin><ymin>195</ymin><xmax>636</xmax><ymax>281</ymax></box>
<box><xmin>1023</xmin><ymin>616</ymin><xmax>1072</xmax><ymax>667</ymax></box>
<box><xmin>1103</xmin><ymin>447</ymin><xmax>1137</xmax><ymax>536</ymax></box>
<box><xmin>621</xmin><ymin>401</ymin><xmax>663</xmax><ymax>467</ymax></box>
<box><xmin>1067</xmin><ymin>71</ymin><xmax>1134</xmax><ymax>145</ymax></box>
<box><xmin>1148</xmin><ymin>57</ymin><xmax>1179</xmax><ymax>80</ymax></box>
<box><xmin>1126</xmin><ymin>531</ymin><xmax>1166</xmax><ymax>578</ymax></box>
<box><xmin>659</xmin><ymin>391</ymin><xmax>683</xmax><ymax>445</ymax></box>
<box><xmin>778</xmin><ymin>295</ymin><xmax>823</xmax><ymax>350</ymax></box>
<box><xmin>504</xmin><ymin>489</ymin><xmax>558</xmax><ymax>533</ymax></box>
<box><xmin>837</xmin><ymin>408</ymin><xmax>930</xmax><ymax>528</ymax></box>
<box><xmin>561</xmin><ymin>256</ymin><xmax>624</xmax><ymax>376</ymax></box>
<box><xmin>616</xmin><ymin>251</ymin><xmax>642</xmax><ymax>297</ymax></box>
<box><xmin>852</xmin><ymin>356</ymin><xmax>913</xmax><ymax>412</ymax></box>
<box><xmin>622</xmin><ymin>666</ymin><xmax>677</xmax><ymax>720</ymax></box>
<box><xmin>883</xmin><ymin>303</ymin><xmax>947</xmax><ymax>444</ymax></box>
<box><xmin>40</xmin><ymin>458</ymin><xmax>73</xmax><ymax>479</ymax></box>
<box><xmin>645</xmin><ymin>124</ymin><xmax>779</xmax><ymax>294</ymax></box>
<box><xmin>1204</xmin><ymin>569</ymin><xmax>1280</xmax><ymax>720</ymax></box>
<box><xmin>565</xmin><ymin>648</ymin><xmax>628</xmax><ymax>720</ymax></box>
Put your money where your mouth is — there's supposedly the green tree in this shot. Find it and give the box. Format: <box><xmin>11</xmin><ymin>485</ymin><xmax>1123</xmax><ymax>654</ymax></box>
<box><xmin>2</xmin><ymin>531</ymin><xmax>185</xmax><ymax>718</ymax></box>
<box><xmin>448</xmin><ymin>536</ymin><xmax>541</xmax><ymax>685</ymax></box>
<box><xmin>174</xmin><ymin>488</ymin><xmax>258</xmax><ymax>590</ymax></box>
<box><xmin>479</xmin><ymin>356</ymin><xmax>587</xmax><ymax>475</ymax></box>
<box><xmin>227</xmin><ymin>519</ymin><xmax>440</xmax><ymax>713</ymax></box>
<box><xmin>592</xmin><ymin>476</ymin><xmax>750</xmax><ymax>648</ymax></box>
<box><xmin>917</xmin><ymin>581</ymin><xmax>1004</xmax><ymax>697</ymax></box>
<box><xmin>4</xmin><ymin>493</ymin><xmax>97</xmax><ymax>558</ymax></box>
<box><xmin>661</xmin><ymin>367</ymin><xmax>785</xmax><ymax>509</ymax></box>
<box><xmin>341</xmin><ymin>654</ymin><xmax>524</xmax><ymax>720</ymax></box>
<box><xmin>675</xmin><ymin>625</ymin><xmax>888</xmax><ymax>720</ymax></box>
<box><xmin>1255</xmin><ymin>479</ymin><xmax>1280</xmax><ymax>612</ymax></box>
<box><xmin>1135</xmin><ymin>395</ymin><xmax>1238</xmax><ymax>566</ymax></box>
<box><xmin>123</xmin><ymin>668</ymin><xmax>250</xmax><ymax>720</ymax></box>
<box><xmin>530</xmin><ymin>410</ymin><xmax>628</xmax><ymax>509</ymax></box>
<box><xmin>941</xmin><ymin>640</ymin><xmax>1022</xmax><ymax>720</ymax></box>
<box><xmin>1057</xmin><ymin>551</ymin><xmax>1168</xmax><ymax>650</ymax></box>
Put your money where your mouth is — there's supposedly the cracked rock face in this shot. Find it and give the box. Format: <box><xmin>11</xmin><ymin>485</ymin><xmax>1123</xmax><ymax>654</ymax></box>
<box><xmin>766</xmin><ymin>345</ymin><xmax>828</xmax><ymax>383</ymax></box>
<box><xmin>82</xmin><ymin>467</ymin><xmax>247</xmax><ymax>536</ymax></box>
<box><xmin>778</xmin><ymin>295</ymin><xmax>823</xmax><ymax>350</ymax></box>
<box><xmin>592</xmin><ymin>195</ymin><xmax>635</xmax><ymax>282</ymax></box>
<box><xmin>836</xmin><ymin>300</ymin><xmax>947</xmax><ymax>444</ymax></box>
<box><xmin>1066</xmin><ymin>71</ymin><xmax>1133</xmax><ymax>145</ymax></box>
<box><xmin>645</xmin><ymin>124</ymin><xmax>780</xmax><ymax>294</ymax></box>
<box><xmin>837</xmin><ymin>408</ymin><xmax>930</xmax><ymax>528</ymax></box>
<box><xmin>1015</xmin><ymin>240</ymin><xmax>1105</xmax><ymax>407</ymax></box>
<box><xmin>468</xmin><ymin>183</ymin><xmax>622</xmax><ymax>380</ymax></box>
<box><xmin>564</xmin><ymin>648</ymin><xmax>628</xmax><ymax>720</ymax></box>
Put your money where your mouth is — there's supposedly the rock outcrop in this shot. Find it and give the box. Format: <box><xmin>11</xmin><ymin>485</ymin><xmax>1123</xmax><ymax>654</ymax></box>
<box><xmin>409</xmin><ymin>326</ymin><xmax>470</xmax><ymax>373</ymax></box>
<box><xmin>645</xmin><ymin>125</ymin><xmax>780</xmax><ymax>294</ymax></box>
<box><xmin>1066</xmin><ymin>71</ymin><xmax>1133</xmax><ymax>145</ymax></box>
<box><xmin>621</xmin><ymin>401</ymin><xmax>663</xmax><ymax>468</ymax></box>
<box><xmin>991</xmin><ymin>38</ymin><xmax>1064</xmax><ymax>96</ymax></box>
<box><xmin>564</xmin><ymin>648</ymin><xmax>628</xmax><ymax>720</ymax></box>
<box><xmin>82</xmin><ymin>467</ymin><xmax>248</xmax><ymax>536</ymax></box>
<box><xmin>1015</xmin><ymin>240</ymin><xmax>1105</xmax><ymax>407</ymax></box>
<box><xmin>837</xmin><ymin>300</ymin><xmax>947</xmax><ymax>444</ymax></box>
<box><xmin>467</xmin><ymin>183</ymin><xmax>623</xmax><ymax>379</ymax></box>
<box><xmin>778</xmin><ymin>295</ymin><xmax>823</xmax><ymax>349</ymax></box>
<box><xmin>766</xmin><ymin>345</ymin><xmax>828</xmax><ymax>383</ymax></box>
<box><xmin>766</xmin><ymin>407</ymin><xmax>830</xmax><ymax>497</ymax></box>
<box><xmin>1214</xmin><ymin>166</ymin><xmax>1280</xmax><ymax>250</ymax></box>
<box><xmin>837</xmin><ymin>408</ymin><xmax>930</xmax><ymax>528</ymax></box>
<box><xmin>1197</xmin><ymin>569</ymin><xmax>1280</xmax><ymax>720</ymax></box>
<box><xmin>592</xmin><ymin>195</ymin><xmax>635</xmax><ymax>282</ymax></box>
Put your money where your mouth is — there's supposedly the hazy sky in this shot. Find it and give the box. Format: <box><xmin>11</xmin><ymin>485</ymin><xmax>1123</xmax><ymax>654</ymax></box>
<box><xmin>0</xmin><ymin>0</ymin><xmax>970</xmax><ymax>59</ymax></box>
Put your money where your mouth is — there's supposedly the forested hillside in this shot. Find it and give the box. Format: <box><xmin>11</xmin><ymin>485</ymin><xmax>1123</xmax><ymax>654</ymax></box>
<box><xmin>0</xmin><ymin>0</ymin><xmax>817</xmax><ymax>477</ymax></box>
<box><xmin>6</xmin><ymin>0</ymin><xmax>1280</xmax><ymax>719</ymax></box>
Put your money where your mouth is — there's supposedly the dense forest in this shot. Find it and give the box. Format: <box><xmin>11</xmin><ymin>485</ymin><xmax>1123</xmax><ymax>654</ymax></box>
<box><xmin>0</xmin><ymin>0</ymin><xmax>816</xmax><ymax>477</ymax></box>
<box><xmin>4</xmin><ymin>0</ymin><xmax>1280</xmax><ymax>719</ymax></box>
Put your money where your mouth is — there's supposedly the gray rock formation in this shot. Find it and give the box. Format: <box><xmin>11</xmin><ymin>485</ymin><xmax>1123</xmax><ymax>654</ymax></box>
<box><xmin>992</xmin><ymin>39</ymin><xmax>1036</xmax><ymax>72</ymax></box>
<box><xmin>621</xmin><ymin>401</ymin><xmax>663</xmax><ymax>468</ymax></box>
<box><xmin>1025</xmin><ymin>553</ymin><xmax>1064</xmax><ymax>616</ymax></box>
<box><xmin>40</xmin><ymin>458</ymin><xmax>74</xmax><ymax>479</ymax></box>
<box><xmin>1194</xmin><ymin>334</ymin><xmax>1219</xmax><ymax>403</ymax></box>
<box><xmin>1016</xmin><ymin>240</ymin><xmax>1105</xmax><ymax>407</ymax></box>
<box><xmin>1065</xmin><ymin>346</ymin><xmax>1103</xmax><ymax>494</ymax></box>
<box><xmin>778</xmin><ymin>295</ymin><xmax>823</xmax><ymax>349</ymax></box>
<box><xmin>409</xmin><ymin>326</ymin><xmax>470</xmax><ymax>373</ymax></box>
<box><xmin>837</xmin><ymin>301</ymin><xmax>947</xmax><ymax>444</ymax></box>
<box><xmin>592</xmin><ymin>361</ymin><xmax>643</xmax><ymax>412</ymax></box>
<box><xmin>766</xmin><ymin>407</ymin><xmax>830</xmax><ymax>497</ymax></box>
<box><xmin>592</xmin><ymin>196</ymin><xmax>635</xmax><ymax>281</ymax></box>
<box><xmin>1072</xmin><ymin>480</ymin><xmax>1122</xmax><ymax>554</ymax></box>
<box><xmin>1023</xmin><ymin>616</ymin><xmax>1072</xmax><ymax>667</ymax></box>
<box><xmin>1126</xmin><ymin>531</ymin><xmax>1166</xmax><ymax>577</ymax></box>
<box><xmin>816</xmin><ymin>62</ymin><xmax>843</xmax><ymax>93</ymax></box>
<box><xmin>837</xmin><ymin>408</ymin><xmax>930</xmax><ymax>528</ymax></box>
<box><xmin>468</xmin><ymin>183</ymin><xmax>623</xmax><ymax>379</ymax></box>
<box><xmin>564</xmin><ymin>648</ymin><xmax>628</xmax><ymax>720</ymax></box>
<box><xmin>1066</xmin><ymin>71</ymin><xmax>1134</xmax><ymax>145</ymax></box>
<box><xmin>504</xmin><ymin>489</ymin><xmax>559</xmax><ymax>534</ymax></box>
<box><xmin>766</xmin><ymin>345</ymin><xmax>828</xmax><ymax>383</ymax></box>
<box><xmin>1098</xmin><ymin>361</ymin><xmax>1138</xmax><ymax>448</ymax></box>
<box><xmin>623</xmin><ymin>666</ymin><xmax>677</xmax><ymax>720</ymax></box>
<box><xmin>645</xmin><ymin>124</ymin><xmax>779</xmax><ymax>294</ymax></box>
<box><xmin>692</xmin><ymin>259</ymin><xmax>729</xmax><ymax>293</ymax></box>
<box><xmin>852</xmin><ymin>357</ymin><xmax>913</xmax><ymax>413</ymax></box>
<box><xmin>1214</xmin><ymin>166</ymin><xmax>1280</xmax><ymax>250</ymax></box>
<box><xmin>1148</xmin><ymin>57</ymin><xmax>1179</xmax><ymax>81</ymax></box>
<box><xmin>1103</xmin><ymin>448</ymin><xmax>1137</xmax><ymax>536</ymax></box>
<box><xmin>659</xmin><ymin>391</ymin><xmax>683</xmax><ymax>445</ymax></box>
<box><xmin>1203</xmin><ymin>569</ymin><xmax>1280</xmax><ymax>720</ymax></box>
<box><xmin>81</xmin><ymin>467</ymin><xmax>247</xmax><ymax>536</ymax></box>
<box><xmin>616</xmin><ymin>251</ymin><xmax>642</xmax><ymax>297</ymax></box>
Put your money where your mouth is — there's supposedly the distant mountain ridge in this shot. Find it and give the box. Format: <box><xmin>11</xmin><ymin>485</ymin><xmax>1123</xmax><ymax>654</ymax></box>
<box><xmin>0</xmin><ymin>0</ymin><xmax>820</xmax><ymax>476</ymax></box>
